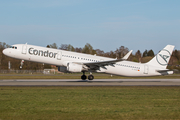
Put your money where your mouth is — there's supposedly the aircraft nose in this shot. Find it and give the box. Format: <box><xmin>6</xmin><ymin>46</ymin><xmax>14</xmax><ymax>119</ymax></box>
<box><xmin>2</xmin><ymin>49</ymin><xmax>10</xmax><ymax>55</ymax></box>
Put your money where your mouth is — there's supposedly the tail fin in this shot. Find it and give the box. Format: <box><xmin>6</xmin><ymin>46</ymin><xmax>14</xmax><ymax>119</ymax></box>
<box><xmin>147</xmin><ymin>45</ymin><xmax>175</xmax><ymax>69</ymax></box>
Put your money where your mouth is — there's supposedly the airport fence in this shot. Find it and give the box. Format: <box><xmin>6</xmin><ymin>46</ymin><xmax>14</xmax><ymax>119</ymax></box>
<box><xmin>0</xmin><ymin>69</ymin><xmax>55</xmax><ymax>74</ymax></box>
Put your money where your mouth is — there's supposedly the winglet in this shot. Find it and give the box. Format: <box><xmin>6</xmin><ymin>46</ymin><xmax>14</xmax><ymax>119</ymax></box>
<box><xmin>122</xmin><ymin>50</ymin><xmax>133</xmax><ymax>60</ymax></box>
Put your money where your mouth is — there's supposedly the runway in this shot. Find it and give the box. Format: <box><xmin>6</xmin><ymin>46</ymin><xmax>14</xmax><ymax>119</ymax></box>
<box><xmin>1</xmin><ymin>79</ymin><xmax>180</xmax><ymax>86</ymax></box>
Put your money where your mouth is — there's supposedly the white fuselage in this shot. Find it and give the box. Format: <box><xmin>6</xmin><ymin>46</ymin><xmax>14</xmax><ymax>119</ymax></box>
<box><xmin>3</xmin><ymin>44</ymin><xmax>170</xmax><ymax>77</ymax></box>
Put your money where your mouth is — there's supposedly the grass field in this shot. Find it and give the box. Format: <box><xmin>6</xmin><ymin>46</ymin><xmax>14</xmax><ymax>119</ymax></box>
<box><xmin>0</xmin><ymin>87</ymin><xmax>180</xmax><ymax>120</ymax></box>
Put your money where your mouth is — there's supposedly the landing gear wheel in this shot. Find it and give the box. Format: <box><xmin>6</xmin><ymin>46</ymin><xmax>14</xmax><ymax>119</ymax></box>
<box><xmin>81</xmin><ymin>75</ymin><xmax>87</xmax><ymax>80</ymax></box>
<box><xmin>88</xmin><ymin>75</ymin><xmax>94</xmax><ymax>80</ymax></box>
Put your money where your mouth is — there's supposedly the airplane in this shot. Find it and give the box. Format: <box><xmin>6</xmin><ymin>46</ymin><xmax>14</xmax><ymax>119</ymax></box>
<box><xmin>3</xmin><ymin>43</ymin><xmax>174</xmax><ymax>80</ymax></box>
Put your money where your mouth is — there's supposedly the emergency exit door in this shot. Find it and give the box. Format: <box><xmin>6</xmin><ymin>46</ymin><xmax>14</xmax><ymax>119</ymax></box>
<box><xmin>144</xmin><ymin>65</ymin><xmax>149</xmax><ymax>74</ymax></box>
<box><xmin>57</xmin><ymin>51</ymin><xmax>62</xmax><ymax>60</ymax></box>
<box><xmin>22</xmin><ymin>44</ymin><xmax>27</xmax><ymax>54</ymax></box>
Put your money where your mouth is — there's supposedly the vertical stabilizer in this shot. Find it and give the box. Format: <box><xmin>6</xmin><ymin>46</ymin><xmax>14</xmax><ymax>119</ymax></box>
<box><xmin>147</xmin><ymin>45</ymin><xmax>175</xmax><ymax>69</ymax></box>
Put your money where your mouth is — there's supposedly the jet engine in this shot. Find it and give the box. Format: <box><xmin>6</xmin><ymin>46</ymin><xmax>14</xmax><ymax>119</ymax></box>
<box><xmin>67</xmin><ymin>63</ymin><xmax>83</xmax><ymax>72</ymax></box>
<box><xmin>58</xmin><ymin>66</ymin><xmax>68</xmax><ymax>72</ymax></box>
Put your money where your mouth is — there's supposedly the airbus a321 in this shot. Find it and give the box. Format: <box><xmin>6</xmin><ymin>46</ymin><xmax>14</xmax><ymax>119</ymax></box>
<box><xmin>3</xmin><ymin>43</ymin><xmax>174</xmax><ymax>80</ymax></box>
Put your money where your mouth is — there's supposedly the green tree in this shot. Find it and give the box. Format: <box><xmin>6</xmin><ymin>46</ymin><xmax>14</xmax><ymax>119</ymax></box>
<box><xmin>49</xmin><ymin>43</ymin><xmax>58</xmax><ymax>49</ymax></box>
<box><xmin>115</xmin><ymin>46</ymin><xmax>129</xmax><ymax>59</ymax></box>
<box><xmin>95</xmin><ymin>49</ymin><xmax>104</xmax><ymax>56</ymax></box>
<box><xmin>82</xmin><ymin>43</ymin><xmax>96</xmax><ymax>55</ymax></box>
<box><xmin>0</xmin><ymin>42</ymin><xmax>9</xmax><ymax>69</ymax></box>
<box><xmin>143</xmin><ymin>50</ymin><xmax>148</xmax><ymax>57</ymax></box>
<box><xmin>173</xmin><ymin>50</ymin><xmax>180</xmax><ymax>61</ymax></box>
<box><xmin>135</xmin><ymin>50</ymin><xmax>142</xmax><ymax>62</ymax></box>
<box><xmin>67</xmin><ymin>44</ymin><xmax>75</xmax><ymax>51</ymax></box>
<box><xmin>75</xmin><ymin>47</ymin><xmax>82</xmax><ymax>53</ymax></box>
<box><xmin>59</xmin><ymin>44</ymin><xmax>68</xmax><ymax>50</ymax></box>
<box><xmin>147</xmin><ymin>49</ymin><xmax>154</xmax><ymax>57</ymax></box>
<box><xmin>109</xmin><ymin>51</ymin><xmax>116</xmax><ymax>58</ymax></box>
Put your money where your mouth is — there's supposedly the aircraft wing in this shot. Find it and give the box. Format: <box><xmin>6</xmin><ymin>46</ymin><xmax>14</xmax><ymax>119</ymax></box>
<box><xmin>74</xmin><ymin>50</ymin><xmax>132</xmax><ymax>70</ymax></box>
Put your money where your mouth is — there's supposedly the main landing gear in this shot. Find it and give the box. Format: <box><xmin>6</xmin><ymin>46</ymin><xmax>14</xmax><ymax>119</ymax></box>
<box><xmin>81</xmin><ymin>72</ymin><xmax>94</xmax><ymax>80</ymax></box>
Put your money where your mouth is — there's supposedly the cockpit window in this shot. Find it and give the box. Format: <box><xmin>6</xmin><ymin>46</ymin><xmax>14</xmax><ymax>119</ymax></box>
<box><xmin>9</xmin><ymin>46</ymin><xmax>17</xmax><ymax>49</ymax></box>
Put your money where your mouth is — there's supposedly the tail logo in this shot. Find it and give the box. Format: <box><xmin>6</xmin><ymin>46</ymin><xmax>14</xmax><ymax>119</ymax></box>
<box><xmin>159</xmin><ymin>54</ymin><xmax>169</xmax><ymax>63</ymax></box>
<box><xmin>156</xmin><ymin>49</ymin><xmax>170</xmax><ymax>66</ymax></box>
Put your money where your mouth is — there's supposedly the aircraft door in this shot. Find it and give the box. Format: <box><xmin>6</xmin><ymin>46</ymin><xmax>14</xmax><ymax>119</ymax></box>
<box><xmin>144</xmin><ymin>65</ymin><xmax>149</xmax><ymax>74</ymax></box>
<box><xmin>22</xmin><ymin>43</ymin><xmax>27</xmax><ymax>54</ymax></box>
<box><xmin>57</xmin><ymin>51</ymin><xmax>62</xmax><ymax>60</ymax></box>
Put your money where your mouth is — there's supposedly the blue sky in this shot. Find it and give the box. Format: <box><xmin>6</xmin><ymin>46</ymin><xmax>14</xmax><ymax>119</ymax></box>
<box><xmin>0</xmin><ymin>0</ymin><xmax>180</xmax><ymax>54</ymax></box>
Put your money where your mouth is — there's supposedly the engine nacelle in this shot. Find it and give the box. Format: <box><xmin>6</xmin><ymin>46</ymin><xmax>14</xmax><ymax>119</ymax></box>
<box><xmin>58</xmin><ymin>66</ymin><xmax>68</xmax><ymax>73</ymax></box>
<box><xmin>67</xmin><ymin>63</ymin><xmax>83</xmax><ymax>72</ymax></box>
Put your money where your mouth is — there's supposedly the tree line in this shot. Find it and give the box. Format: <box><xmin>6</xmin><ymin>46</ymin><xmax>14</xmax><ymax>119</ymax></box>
<box><xmin>0</xmin><ymin>42</ymin><xmax>180</xmax><ymax>71</ymax></box>
<box><xmin>47</xmin><ymin>43</ymin><xmax>155</xmax><ymax>59</ymax></box>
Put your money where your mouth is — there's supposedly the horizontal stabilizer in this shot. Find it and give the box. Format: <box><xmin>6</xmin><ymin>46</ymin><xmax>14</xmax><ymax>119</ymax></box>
<box><xmin>156</xmin><ymin>70</ymin><xmax>174</xmax><ymax>75</ymax></box>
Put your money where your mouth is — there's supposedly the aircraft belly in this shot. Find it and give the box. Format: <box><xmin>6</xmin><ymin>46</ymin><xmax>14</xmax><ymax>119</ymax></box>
<box><xmin>105</xmin><ymin>66</ymin><xmax>142</xmax><ymax>76</ymax></box>
<box><xmin>104</xmin><ymin>65</ymin><xmax>162</xmax><ymax>77</ymax></box>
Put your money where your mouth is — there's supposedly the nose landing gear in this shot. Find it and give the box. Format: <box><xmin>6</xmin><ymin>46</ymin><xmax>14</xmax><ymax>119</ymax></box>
<box><xmin>81</xmin><ymin>72</ymin><xmax>94</xmax><ymax>80</ymax></box>
<box><xmin>19</xmin><ymin>60</ymin><xmax>24</xmax><ymax>69</ymax></box>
